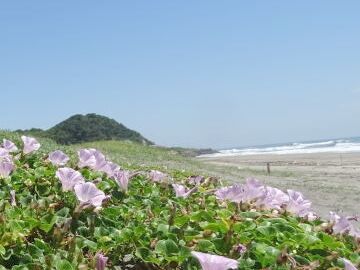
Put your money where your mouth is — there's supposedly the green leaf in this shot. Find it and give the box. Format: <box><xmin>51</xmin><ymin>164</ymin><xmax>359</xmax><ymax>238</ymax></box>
<box><xmin>293</xmin><ymin>255</ymin><xmax>311</xmax><ymax>265</ymax></box>
<box><xmin>77</xmin><ymin>237</ymin><xmax>98</xmax><ymax>251</ymax></box>
<box><xmin>197</xmin><ymin>239</ymin><xmax>215</xmax><ymax>252</ymax></box>
<box><xmin>135</xmin><ymin>247</ymin><xmax>153</xmax><ymax>261</ymax></box>
<box><xmin>33</xmin><ymin>238</ymin><xmax>51</xmax><ymax>254</ymax></box>
<box><xmin>273</xmin><ymin>223</ymin><xmax>296</xmax><ymax>233</ymax></box>
<box><xmin>55</xmin><ymin>259</ymin><xmax>75</xmax><ymax>270</ymax></box>
<box><xmin>55</xmin><ymin>207</ymin><xmax>70</xmax><ymax>217</ymax></box>
<box><xmin>212</xmin><ymin>237</ymin><xmax>232</xmax><ymax>253</ymax></box>
<box><xmin>155</xmin><ymin>239</ymin><xmax>179</xmax><ymax>257</ymax></box>
<box><xmin>203</xmin><ymin>222</ymin><xmax>229</xmax><ymax>234</ymax></box>
<box><xmin>190</xmin><ymin>210</ymin><xmax>215</xmax><ymax>222</ymax></box>
<box><xmin>174</xmin><ymin>215</ymin><xmax>189</xmax><ymax>226</ymax></box>
<box><xmin>216</xmin><ymin>209</ymin><xmax>233</xmax><ymax>219</ymax></box>
<box><xmin>28</xmin><ymin>243</ymin><xmax>43</xmax><ymax>258</ymax></box>
<box><xmin>239</xmin><ymin>211</ymin><xmax>262</xmax><ymax>219</ymax></box>
<box><xmin>39</xmin><ymin>214</ymin><xmax>57</xmax><ymax>233</ymax></box>
<box><xmin>256</xmin><ymin>225</ymin><xmax>277</xmax><ymax>236</ymax></box>
<box><xmin>157</xmin><ymin>224</ymin><xmax>170</xmax><ymax>234</ymax></box>
<box><xmin>252</xmin><ymin>243</ymin><xmax>281</xmax><ymax>267</ymax></box>
<box><xmin>11</xmin><ymin>266</ymin><xmax>29</xmax><ymax>270</ymax></box>
<box><xmin>233</xmin><ymin>220</ymin><xmax>257</xmax><ymax>232</ymax></box>
<box><xmin>238</xmin><ymin>258</ymin><xmax>256</xmax><ymax>269</ymax></box>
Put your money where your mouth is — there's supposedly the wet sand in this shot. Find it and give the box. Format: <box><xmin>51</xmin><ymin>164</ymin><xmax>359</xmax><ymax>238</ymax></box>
<box><xmin>198</xmin><ymin>152</ymin><xmax>360</xmax><ymax>217</ymax></box>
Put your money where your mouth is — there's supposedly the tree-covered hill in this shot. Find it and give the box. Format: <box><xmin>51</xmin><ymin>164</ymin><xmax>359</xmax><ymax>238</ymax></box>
<box><xmin>17</xmin><ymin>114</ymin><xmax>153</xmax><ymax>145</ymax></box>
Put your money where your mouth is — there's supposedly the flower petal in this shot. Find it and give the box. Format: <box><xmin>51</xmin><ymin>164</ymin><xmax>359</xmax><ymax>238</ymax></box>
<box><xmin>74</xmin><ymin>182</ymin><xmax>106</xmax><ymax>207</ymax></box>
<box><xmin>191</xmin><ymin>251</ymin><xmax>238</xmax><ymax>270</ymax></box>
<box><xmin>343</xmin><ymin>258</ymin><xmax>358</xmax><ymax>270</ymax></box>
<box><xmin>2</xmin><ymin>139</ymin><xmax>18</xmax><ymax>152</ymax></box>
<box><xmin>49</xmin><ymin>150</ymin><xmax>70</xmax><ymax>166</ymax></box>
<box><xmin>172</xmin><ymin>184</ymin><xmax>197</xmax><ymax>198</ymax></box>
<box><xmin>0</xmin><ymin>157</ymin><xmax>14</xmax><ymax>178</ymax></box>
<box><xmin>149</xmin><ymin>170</ymin><xmax>167</xmax><ymax>182</ymax></box>
<box><xmin>285</xmin><ymin>189</ymin><xmax>312</xmax><ymax>217</ymax></box>
<box><xmin>56</xmin><ymin>167</ymin><xmax>85</xmax><ymax>191</ymax></box>
<box><xmin>114</xmin><ymin>170</ymin><xmax>130</xmax><ymax>192</ymax></box>
<box><xmin>95</xmin><ymin>253</ymin><xmax>108</xmax><ymax>270</ymax></box>
<box><xmin>21</xmin><ymin>136</ymin><xmax>40</xmax><ymax>154</ymax></box>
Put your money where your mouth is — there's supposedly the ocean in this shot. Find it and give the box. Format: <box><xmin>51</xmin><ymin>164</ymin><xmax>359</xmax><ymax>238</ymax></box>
<box><xmin>202</xmin><ymin>137</ymin><xmax>360</xmax><ymax>157</ymax></box>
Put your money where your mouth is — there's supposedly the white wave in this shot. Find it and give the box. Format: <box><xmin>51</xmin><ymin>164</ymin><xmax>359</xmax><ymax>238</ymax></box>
<box><xmin>199</xmin><ymin>139</ymin><xmax>360</xmax><ymax>157</ymax></box>
<box><xmin>292</xmin><ymin>140</ymin><xmax>335</xmax><ymax>148</ymax></box>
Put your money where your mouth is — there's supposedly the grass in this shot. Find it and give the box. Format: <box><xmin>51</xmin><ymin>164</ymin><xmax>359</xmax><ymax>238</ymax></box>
<box><xmin>76</xmin><ymin>141</ymin><xmax>276</xmax><ymax>182</ymax></box>
<box><xmin>77</xmin><ymin>140</ymin><xmax>198</xmax><ymax>170</ymax></box>
<box><xmin>0</xmin><ymin>130</ymin><xmax>294</xmax><ymax>184</ymax></box>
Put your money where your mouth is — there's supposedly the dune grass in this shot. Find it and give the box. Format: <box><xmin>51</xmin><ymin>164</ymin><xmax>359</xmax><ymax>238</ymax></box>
<box><xmin>0</xmin><ymin>130</ymin><xmax>289</xmax><ymax>183</ymax></box>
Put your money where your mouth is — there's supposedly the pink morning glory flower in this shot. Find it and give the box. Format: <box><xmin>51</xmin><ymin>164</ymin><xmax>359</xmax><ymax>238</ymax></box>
<box><xmin>95</xmin><ymin>252</ymin><xmax>108</xmax><ymax>270</ymax></box>
<box><xmin>215</xmin><ymin>184</ymin><xmax>243</xmax><ymax>203</ymax></box>
<box><xmin>215</xmin><ymin>178</ymin><xmax>265</xmax><ymax>204</ymax></box>
<box><xmin>48</xmin><ymin>150</ymin><xmax>70</xmax><ymax>166</ymax></box>
<box><xmin>285</xmin><ymin>190</ymin><xmax>312</xmax><ymax>218</ymax></box>
<box><xmin>114</xmin><ymin>170</ymin><xmax>131</xmax><ymax>192</ymax></box>
<box><xmin>21</xmin><ymin>136</ymin><xmax>40</xmax><ymax>154</ymax></box>
<box><xmin>188</xmin><ymin>175</ymin><xmax>205</xmax><ymax>185</ymax></box>
<box><xmin>56</xmin><ymin>167</ymin><xmax>85</xmax><ymax>191</ymax></box>
<box><xmin>149</xmin><ymin>170</ymin><xmax>167</xmax><ymax>182</ymax></box>
<box><xmin>172</xmin><ymin>184</ymin><xmax>197</xmax><ymax>198</ymax></box>
<box><xmin>256</xmin><ymin>186</ymin><xmax>289</xmax><ymax>210</ymax></box>
<box><xmin>74</xmin><ymin>182</ymin><xmax>107</xmax><ymax>208</ymax></box>
<box><xmin>98</xmin><ymin>161</ymin><xmax>121</xmax><ymax>178</ymax></box>
<box><xmin>333</xmin><ymin>216</ymin><xmax>352</xmax><ymax>235</ymax></box>
<box><xmin>0</xmin><ymin>148</ymin><xmax>10</xmax><ymax>158</ymax></box>
<box><xmin>78</xmin><ymin>149</ymin><xmax>119</xmax><ymax>177</ymax></box>
<box><xmin>330</xmin><ymin>212</ymin><xmax>359</xmax><ymax>239</ymax></box>
<box><xmin>215</xmin><ymin>179</ymin><xmax>315</xmax><ymax>219</ymax></box>
<box><xmin>191</xmin><ymin>251</ymin><xmax>238</xmax><ymax>270</ymax></box>
<box><xmin>0</xmin><ymin>156</ymin><xmax>14</xmax><ymax>178</ymax></box>
<box><xmin>78</xmin><ymin>148</ymin><xmax>98</xmax><ymax>168</ymax></box>
<box><xmin>92</xmin><ymin>150</ymin><xmax>108</xmax><ymax>171</ymax></box>
<box><xmin>2</xmin><ymin>139</ymin><xmax>18</xmax><ymax>152</ymax></box>
<box><xmin>342</xmin><ymin>258</ymin><xmax>358</xmax><ymax>270</ymax></box>
<box><xmin>240</xmin><ymin>178</ymin><xmax>265</xmax><ymax>204</ymax></box>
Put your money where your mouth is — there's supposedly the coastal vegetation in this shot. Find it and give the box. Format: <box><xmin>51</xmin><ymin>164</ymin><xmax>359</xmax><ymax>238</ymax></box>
<box><xmin>0</xmin><ymin>132</ymin><xmax>359</xmax><ymax>269</ymax></box>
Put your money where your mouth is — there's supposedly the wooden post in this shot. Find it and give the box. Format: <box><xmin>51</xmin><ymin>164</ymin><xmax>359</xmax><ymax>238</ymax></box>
<box><xmin>266</xmin><ymin>162</ymin><xmax>271</xmax><ymax>175</ymax></box>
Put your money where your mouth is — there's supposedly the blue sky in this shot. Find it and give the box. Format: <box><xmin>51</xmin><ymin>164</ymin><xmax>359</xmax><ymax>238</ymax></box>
<box><xmin>1</xmin><ymin>1</ymin><xmax>359</xmax><ymax>148</ymax></box>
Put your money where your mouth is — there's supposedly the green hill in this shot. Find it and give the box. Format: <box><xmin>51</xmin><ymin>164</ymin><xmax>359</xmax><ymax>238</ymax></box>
<box><xmin>18</xmin><ymin>113</ymin><xmax>153</xmax><ymax>145</ymax></box>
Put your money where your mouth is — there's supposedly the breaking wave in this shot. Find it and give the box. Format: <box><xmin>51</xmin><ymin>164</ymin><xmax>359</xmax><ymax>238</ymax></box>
<box><xmin>201</xmin><ymin>138</ymin><xmax>360</xmax><ymax>157</ymax></box>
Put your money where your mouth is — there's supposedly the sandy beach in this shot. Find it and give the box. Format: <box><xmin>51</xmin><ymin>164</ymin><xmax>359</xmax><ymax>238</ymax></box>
<box><xmin>198</xmin><ymin>152</ymin><xmax>360</xmax><ymax>217</ymax></box>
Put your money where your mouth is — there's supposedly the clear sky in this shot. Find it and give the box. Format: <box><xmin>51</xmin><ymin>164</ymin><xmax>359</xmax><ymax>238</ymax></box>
<box><xmin>1</xmin><ymin>1</ymin><xmax>359</xmax><ymax>148</ymax></box>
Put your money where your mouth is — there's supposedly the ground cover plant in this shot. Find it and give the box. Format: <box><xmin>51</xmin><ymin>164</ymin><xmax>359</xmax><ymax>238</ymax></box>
<box><xmin>0</xmin><ymin>135</ymin><xmax>359</xmax><ymax>269</ymax></box>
